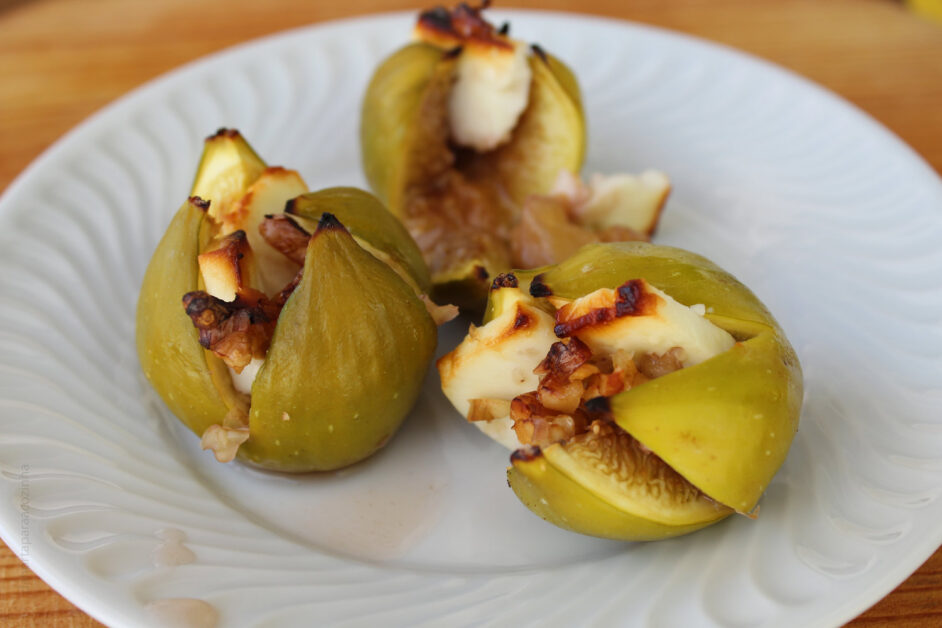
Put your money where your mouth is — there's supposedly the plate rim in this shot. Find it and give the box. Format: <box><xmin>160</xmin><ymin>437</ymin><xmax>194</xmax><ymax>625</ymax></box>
<box><xmin>0</xmin><ymin>9</ymin><xmax>940</xmax><ymax>628</ymax></box>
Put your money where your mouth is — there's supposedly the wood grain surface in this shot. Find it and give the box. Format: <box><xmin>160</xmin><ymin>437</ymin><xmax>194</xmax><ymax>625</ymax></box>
<box><xmin>1</xmin><ymin>0</ymin><xmax>940</xmax><ymax>626</ymax></box>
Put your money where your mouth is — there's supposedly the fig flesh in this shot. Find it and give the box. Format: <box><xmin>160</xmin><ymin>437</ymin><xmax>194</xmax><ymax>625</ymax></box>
<box><xmin>191</xmin><ymin>128</ymin><xmax>267</xmax><ymax>222</ymax></box>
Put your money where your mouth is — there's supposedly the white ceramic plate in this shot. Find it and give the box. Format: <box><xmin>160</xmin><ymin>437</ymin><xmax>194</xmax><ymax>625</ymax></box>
<box><xmin>1</xmin><ymin>10</ymin><xmax>941</xmax><ymax>628</ymax></box>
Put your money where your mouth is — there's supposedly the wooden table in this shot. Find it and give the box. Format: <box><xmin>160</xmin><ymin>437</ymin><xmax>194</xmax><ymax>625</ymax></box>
<box><xmin>1</xmin><ymin>0</ymin><xmax>940</xmax><ymax>625</ymax></box>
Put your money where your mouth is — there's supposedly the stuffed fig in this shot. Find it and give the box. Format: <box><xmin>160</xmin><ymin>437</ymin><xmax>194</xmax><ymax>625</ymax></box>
<box><xmin>361</xmin><ymin>3</ymin><xmax>671</xmax><ymax>308</ymax></box>
<box><xmin>137</xmin><ymin>130</ymin><xmax>450</xmax><ymax>471</ymax></box>
<box><xmin>437</xmin><ymin>242</ymin><xmax>802</xmax><ymax>539</ymax></box>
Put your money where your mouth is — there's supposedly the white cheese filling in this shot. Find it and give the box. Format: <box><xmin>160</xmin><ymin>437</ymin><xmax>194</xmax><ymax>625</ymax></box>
<box><xmin>448</xmin><ymin>41</ymin><xmax>532</xmax><ymax>152</ymax></box>
<box><xmin>229</xmin><ymin>357</ymin><xmax>263</xmax><ymax>396</ymax></box>
<box><xmin>560</xmin><ymin>282</ymin><xmax>735</xmax><ymax>367</ymax></box>
<box><xmin>439</xmin><ymin>289</ymin><xmax>557</xmax><ymax>422</ymax></box>
<box><xmin>553</xmin><ymin>169</ymin><xmax>671</xmax><ymax>234</ymax></box>
<box><xmin>439</xmin><ymin>283</ymin><xmax>735</xmax><ymax>451</ymax></box>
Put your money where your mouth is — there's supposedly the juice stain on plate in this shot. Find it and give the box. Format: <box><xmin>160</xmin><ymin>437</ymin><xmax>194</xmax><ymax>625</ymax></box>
<box><xmin>307</xmin><ymin>480</ymin><xmax>447</xmax><ymax>561</ymax></box>
<box><xmin>180</xmin><ymin>374</ymin><xmax>454</xmax><ymax>564</ymax></box>
<box><xmin>146</xmin><ymin>598</ymin><xmax>218</xmax><ymax>628</ymax></box>
<box><xmin>152</xmin><ymin>528</ymin><xmax>196</xmax><ymax>568</ymax></box>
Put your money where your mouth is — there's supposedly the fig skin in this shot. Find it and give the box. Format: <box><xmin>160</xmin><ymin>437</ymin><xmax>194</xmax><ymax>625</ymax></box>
<box><xmin>242</xmin><ymin>214</ymin><xmax>437</xmax><ymax>472</ymax></box>
<box><xmin>360</xmin><ymin>36</ymin><xmax>585</xmax><ymax>305</ymax></box>
<box><xmin>137</xmin><ymin>131</ymin><xmax>438</xmax><ymax>472</ymax></box>
<box><xmin>286</xmin><ymin>187</ymin><xmax>431</xmax><ymax>294</ymax></box>
<box><xmin>361</xmin><ymin>42</ymin><xmax>445</xmax><ymax>218</ymax></box>
<box><xmin>461</xmin><ymin>242</ymin><xmax>802</xmax><ymax>539</ymax></box>
<box><xmin>136</xmin><ymin>197</ymin><xmax>238</xmax><ymax>437</ymax></box>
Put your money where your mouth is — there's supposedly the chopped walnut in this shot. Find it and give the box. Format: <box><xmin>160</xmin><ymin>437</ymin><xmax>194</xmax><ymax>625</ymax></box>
<box><xmin>534</xmin><ymin>337</ymin><xmax>593</xmax><ymax>378</ymax></box>
<box><xmin>510</xmin><ymin>392</ymin><xmax>588</xmax><ymax>448</ymax></box>
<box><xmin>259</xmin><ymin>214</ymin><xmax>311</xmax><ymax>265</ymax></box>
<box><xmin>582</xmin><ymin>350</ymin><xmax>648</xmax><ymax>400</ymax></box>
<box><xmin>468</xmin><ymin>398</ymin><xmax>512</xmax><ymax>422</ymax></box>
<box><xmin>507</xmin><ymin>338</ymin><xmax>687</xmax><ymax>448</ymax></box>
<box><xmin>200</xmin><ymin>405</ymin><xmax>250</xmax><ymax>463</ymax></box>
<box><xmin>636</xmin><ymin>347</ymin><xmax>686</xmax><ymax>379</ymax></box>
<box><xmin>201</xmin><ymin>425</ymin><xmax>249</xmax><ymax>463</ymax></box>
<box><xmin>182</xmin><ymin>289</ymin><xmax>280</xmax><ymax>372</ymax></box>
<box><xmin>420</xmin><ymin>294</ymin><xmax>460</xmax><ymax>326</ymax></box>
<box><xmin>273</xmin><ymin>269</ymin><xmax>302</xmax><ymax>307</ymax></box>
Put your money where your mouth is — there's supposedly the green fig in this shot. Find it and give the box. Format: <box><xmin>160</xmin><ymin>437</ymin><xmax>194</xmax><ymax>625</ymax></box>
<box><xmin>137</xmin><ymin>130</ymin><xmax>440</xmax><ymax>471</ymax></box>
<box><xmin>438</xmin><ymin>242</ymin><xmax>802</xmax><ymax>540</ymax></box>
<box><xmin>360</xmin><ymin>3</ymin><xmax>585</xmax><ymax>306</ymax></box>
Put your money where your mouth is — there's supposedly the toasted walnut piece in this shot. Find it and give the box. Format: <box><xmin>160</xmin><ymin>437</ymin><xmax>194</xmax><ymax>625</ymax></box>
<box><xmin>534</xmin><ymin>337</ymin><xmax>593</xmax><ymax>378</ymax></box>
<box><xmin>468</xmin><ymin>398</ymin><xmax>512</xmax><ymax>422</ymax></box>
<box><xmin>510</xmin><ymin>392</ymin><xmax>588</xmax><ymax>448</ymax></box>
<box><xmin>580</xmin><ymin>350</ymin><xmax>649</xmax><ymax>400</ymax></box>
<box><xmin>259</xmin><ymin>214</ymin><xmax>311</xmax><ymax>265</ymax></box>
<box><xmin>637</xmin><ymin>347</ymin><xmax>686</xmax><ymax>379</ymax></box>
<box><xmin>420</xmin><ymin>294</ymin><xmax>460</xmax><ymax>325</ymax></box>
<box><xmin>538</xmin><ymin>379</ymin><xmax>584</xmax><ymax>415</ymax></box>
<box><xmin>200</xmin><ymin>405</ymin><xmax>250</xmax><ymax>463</ymax></box>
<box><xmin>182</xmin><ymin>289</ymin><xmax>280</xmax><ymax>372</ymax></box>
<box><xmin>532</xmin><ymin>338</ymin><xmax>594</xmax><ymax>414</ymax></box>
<box><xmin>569</xmin><ymin>362</ymin><xmax>601</xmax><ymax>381</ymax></box>
<box><xmin>273</xmin><ymin>269</ymin><xmax>303</xmax><ymax>307</ymax></box>
<box><xmin>581</xmin><ymin>371</ymin><xmax>626</xmax><ymax>400</ymax></box>
<box><xmin>511</xmin><ymin>329</ymin><xmax>688</xmax><ymax>448</ymax></box>
<box><xmin>617</xmin><ymin>355</ymin><xmax>649</xmax><ymax>387</ymax></box>
<box><xmin>610</xmin><ymin>349</ymin><xmax>633</xmax><ymax>373</ymax></box>
<box><xmin>201</xmin><ymin>424</ymin><xmax>250</xmax><ymax>463</ymax></box>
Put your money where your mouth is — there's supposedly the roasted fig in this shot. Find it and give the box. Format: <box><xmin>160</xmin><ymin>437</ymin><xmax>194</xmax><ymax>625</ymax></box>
<box><xmin>361</xmin><ymin>2</ymin><xmax>582</xmax><ymax>304</ymax></box>
<box><xmin>137</xmin><ymin>130</ymin><xmax>444</xmax><ymax>471</ymax></box>
<box><xmin>438</xmin><ymin>242</ymin><xmax>802</xmax><ymax>539</ymax></box>
<box><xmin>361</xmin><ymin>3</ymin><xmax>672</xmax><ymax>307</ymax></box>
